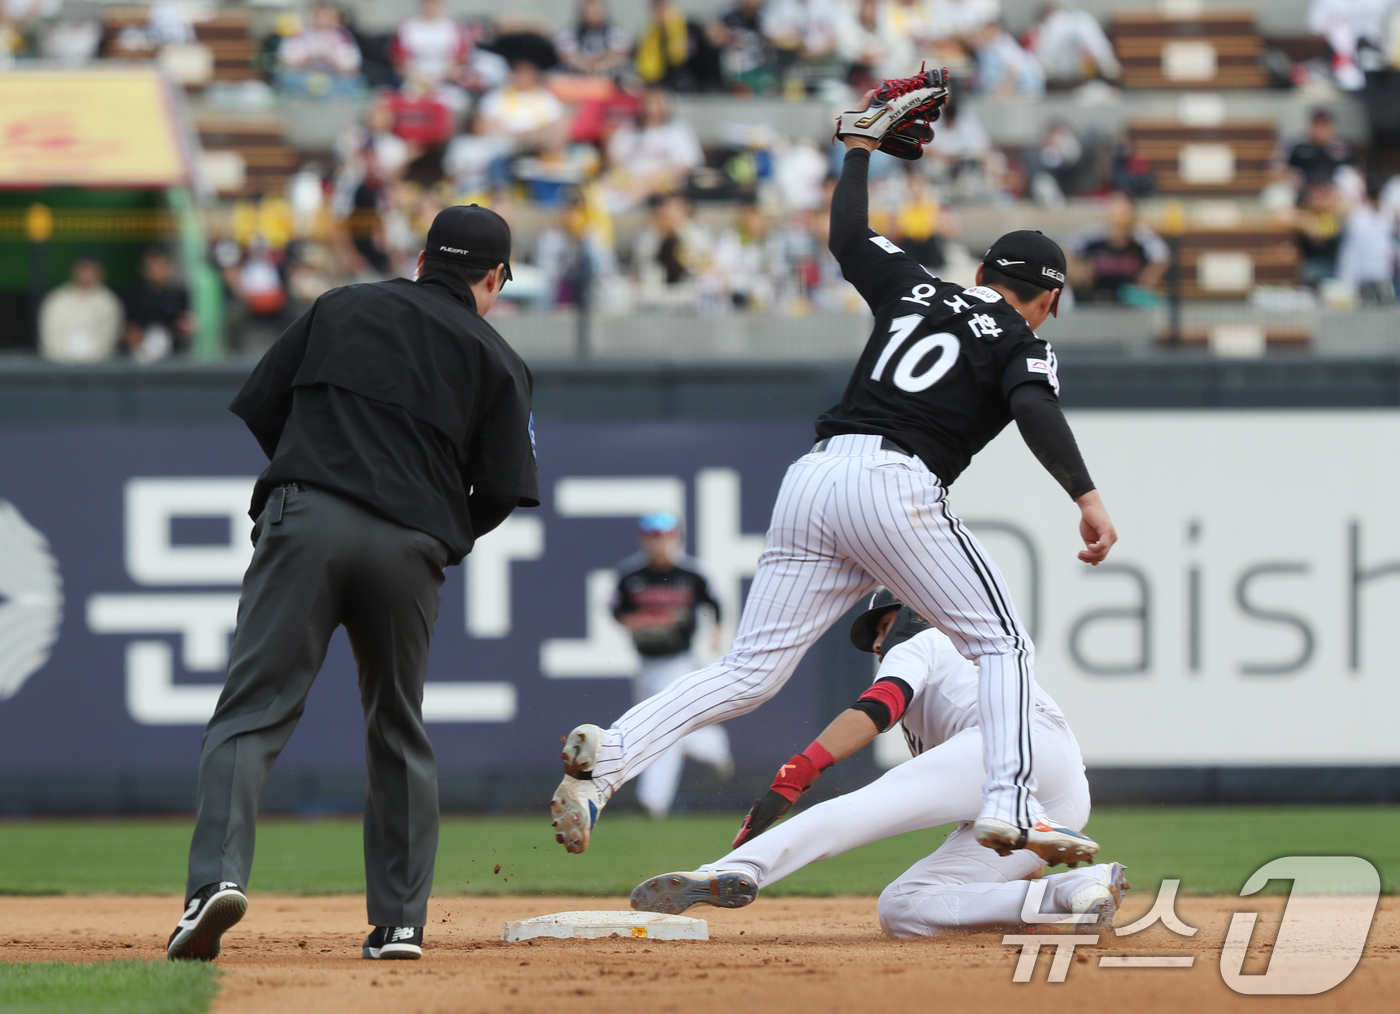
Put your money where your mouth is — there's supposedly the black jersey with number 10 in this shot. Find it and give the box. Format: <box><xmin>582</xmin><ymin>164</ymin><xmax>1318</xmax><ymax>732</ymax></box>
<box><xmin>815</xmin><ymin>229</ymin><xmax>1061</xmax><ymax>487</ymax></box>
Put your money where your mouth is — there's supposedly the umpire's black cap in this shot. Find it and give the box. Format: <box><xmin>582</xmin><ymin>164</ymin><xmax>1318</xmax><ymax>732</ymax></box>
<box><xmin>426</xmin><ymin>204</ymin><xmax>513</xmax><ymax>280</ymax></box>
<box><xmin>982</xmin><ymin>230</ymin><xmax>1066</xmax><ymax>291</ymax></box>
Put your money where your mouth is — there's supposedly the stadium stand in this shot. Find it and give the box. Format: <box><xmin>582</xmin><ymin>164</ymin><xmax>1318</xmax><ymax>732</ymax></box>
<box><xmin>1110</xmin><ymin>6</ymin><xmax>1267</xmax><ymax>89</ymax></box>
<box><xmin>2</xmin><ymin>0</ymin><xmax>1399</xmax><ymax>361</ymax></box>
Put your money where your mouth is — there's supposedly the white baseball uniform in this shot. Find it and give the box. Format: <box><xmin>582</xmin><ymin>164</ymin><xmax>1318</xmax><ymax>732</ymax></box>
<box><xmin>590</xmin><ymin>432</ymin><xmax>1045</xmax><ymax>827</ymax></box>
<box><xmin>699</xmin><ymin>626</ymin><xmax>1095</xmax><ymax>937</ymax></box>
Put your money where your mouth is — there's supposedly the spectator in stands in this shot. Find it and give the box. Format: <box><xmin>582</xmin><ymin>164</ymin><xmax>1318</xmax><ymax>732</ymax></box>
<box><xmin>774</xmin><ymin>139</ymin><xmax>829</xmax><ymax>211</ymax></box>
<box><xmin>973</xmin><ymin>22</ymin><xmax>1046</xmax><ymax>96</ymax></box>
<box><xmin>2</xmin><ymin>0</ymin><xmax>59</xmax><ymax>41</ymax></box>
<box><xmin>1307</xmin><ymin>0</ymin><xmax>1391</xmax><ymax>91</ymax></box>
<box><xmin>1028</xmin><ymin>120</ymin><xmax>1095</xmax><ymax>205</ymax></box>
<box><xmin>334</xmin><ymin>102</ymin><xmax>413</xmax><ymax>197</ymax></box>
<box><xmin>839</xmin><ymin>0</ymin><xmax>887</xmax><ymax>92</ymax></box>
<box><xmin>710</xmin><ymin>202</ymin><xmax>784</xmax><ymax>309</ymax></box>
<box><xmin>635</xmin><ymin>0</ymin><xmax>692</xmax><ymax>88</ymax></box>
<box><xmin>878</xmin><ymin>0</ymin><xmax>938</xmax><ymax>74</ymax></box>
<box><xmin>1066</xmin><ymin>191</ymin><xmax>1170</xmax><ymax>304</ymax></box>
<box><xmin>1110</xmin><ymin>137</ymin><xmax>1154</xmax><ymax>197</ymax></box>
<box><xmin>1296</xmin><ymin>180</ymin><xmax>1347</xmax><ymax>287</ymax></box>
<box><xmin>146</xmin><ymin>0</ymin><xmax>194</xmax><ymax>45</ymax></box>
<box><xmin>477</xmin><ymin>58</ymin><xmax>568</xmax><ymax>155</ymax></box>
<box><xmin>535</xmin><ymin>187</ymin><xmax>619</xmax><ymax>307</ymax></box>
<box><xmin>943</xmin><ymin>0</ymin><xmax>1002</xmax><ymax>39</ymax></box>
<box><xmin>330</xmin><ymin>114</ymin><xmax>402</xmax><ymax>278</ymax></box>
<box><xmin>761</xmin><ymin>0</ymin><xmax>847</xmax><ymax>89</ymax></box>
<box><xmin>634</xmin><ymin>193</ymin><xmax>713</xmax><ymax>307</ymax></box>
<box><xmin>711</xmin><ymin>0</ymin><xmax>777</xmax><ymax>94</ymax></box>
<box><xmin>1337</xmin><ymin>171</ymin><xmax>1398</xmax><ymax>301</ymax></box>
<box><xmin>605</xmin><ymin>86</ymin><xmax>704</xmax><ymax>208</ymax></box>
<box><xmin>277</xmin><ymin>3</ymin><xmax>364</xmax><ymax>98</ymax></box>
<box><xmin>442</xmin><ymin>109</ymin><xmax>512</xmax><ymax>194</ymax></box>
<box><xmin>123</xmin><ymin>247</ymin><xmax>193</xmax><ymax>362</ymax></box>
<box><xmin>1280</xmin><ymin>108</ymin><xmax>1357</xmax><ymax>191</ymax></box>
<box><xmin>556</xmin><ymin>0</ymin><xmax>632</xmax><ymax>78</ymax></box>
<box><xmin>39</xmin><ymin>17</ymin><xmax>101</xmax><ymax>65</ymax></box>
<box><xmin>391</xmin><ymin>0</ymin><xmax>471</xmax><ymax>104</ymax></box>
<box><xmin>924</xmin><ymin>101</ymin><xmax>1005</xmax><ymax>200</ymax></box>
<box><xmin>38</xmin><ymin>253</ymin><xmax>124</xmax><ymax>363</ymax></box>
<box><xmin>892</xmin><ymin>171</ymin><xmax>959</xmax><ymax>271</ymax></box>
<box><xmin>1025</xmin><ymin>2</ymin><xmax>1121</xmax><ymax>86</ymax></box>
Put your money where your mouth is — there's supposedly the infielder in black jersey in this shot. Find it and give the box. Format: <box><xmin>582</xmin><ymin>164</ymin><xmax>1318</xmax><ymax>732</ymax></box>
<box><xmin>611</xmin><ymin>512</ymin><xmax>732</xmax><ymax>818</ymax></box>
<box><xmin>552</xmin><ymin>80</ymin><xmax>1117</xmax><ymax>868</ymax></box>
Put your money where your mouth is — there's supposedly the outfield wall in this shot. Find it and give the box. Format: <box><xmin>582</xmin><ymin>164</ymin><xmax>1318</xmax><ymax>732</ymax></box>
<box><xmin>1</xmin><ymin>394</ymin><xmax>1398</xmax><ymax>812</ymax></box>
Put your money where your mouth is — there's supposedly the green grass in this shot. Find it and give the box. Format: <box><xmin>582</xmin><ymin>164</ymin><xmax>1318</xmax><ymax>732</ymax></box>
<box><xmin>0</xmin><ymin>961</ymin><xmax>218</xmax><ymax>1014</ymax></box>
<box><xmin>1</xmin><ymin>807</ymin><xmax>1396</xmax><ymax>899</ymax></box>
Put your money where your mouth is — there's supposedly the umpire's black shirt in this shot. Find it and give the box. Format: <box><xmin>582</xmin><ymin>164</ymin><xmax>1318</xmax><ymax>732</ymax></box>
<box><xmin>230</xmin><ymin>269</ymin><xmax>539</xmax><ymax>564</ymax></box>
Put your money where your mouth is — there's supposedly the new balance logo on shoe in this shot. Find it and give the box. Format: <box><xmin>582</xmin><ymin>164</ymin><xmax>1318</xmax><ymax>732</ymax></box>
<box><xmin>391</xmin><ymin>927</ymin><xmax>417</xmax><ymax>942</ymax></box>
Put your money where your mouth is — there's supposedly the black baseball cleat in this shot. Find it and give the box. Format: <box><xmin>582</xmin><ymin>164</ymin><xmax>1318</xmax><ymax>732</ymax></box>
<box><xmin>363</xmin><ymin>925</ymin><xmax>423</xmax><ymax>960</ymax></box>
<box><xmin>166</xmin><ymin>881</ymin><xmax>247</xmax><ymax>961</ymax></box>
<box><xmin>630</xmin><ymin>870</ymin><xmax>760</xmax><ymax>915</ymax></box>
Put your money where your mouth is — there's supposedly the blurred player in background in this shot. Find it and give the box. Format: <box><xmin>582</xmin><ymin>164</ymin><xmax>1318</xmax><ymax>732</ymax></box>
<box><xmin>631</xmin><ymin>590</ymin><xmax>1129</xmax><ymax>937</ymax></box>
<box><xmin>612</xmin><ymin>512</ymin><xmax>732</xmax><ymax>817</ymax></box>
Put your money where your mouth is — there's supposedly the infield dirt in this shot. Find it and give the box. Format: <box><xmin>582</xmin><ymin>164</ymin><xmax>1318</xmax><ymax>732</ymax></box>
<box><xmin>2</xmin><ymin>894</ymin><xmax>1396</xmax><ymax>1013</ymax></box>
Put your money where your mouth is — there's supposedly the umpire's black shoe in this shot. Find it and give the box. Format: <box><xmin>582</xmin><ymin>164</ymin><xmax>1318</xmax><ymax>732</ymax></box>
<box><xmin>363</xmin><ymin>925</ymin><xmax>423</xmax><ymax>960</ymax></box>
<box><xmin>167</xmin><ymin>881</ymin><xmax>247</xmax><ymax>961</ymax></box>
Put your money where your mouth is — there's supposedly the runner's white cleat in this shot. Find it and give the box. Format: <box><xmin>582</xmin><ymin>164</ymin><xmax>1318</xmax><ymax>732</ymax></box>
<box><xmin>552</xmin><ymin>724</ymin><xmax>607</xmax><ymax>854</ymax></box>
<box><xmin>631</xmin><ymin>870</ymin><xmax>760</xmax><ymax>915</ymax></box>
<box><xmin>974</xmin><ymin>817</ymin><xmax>1099</xmax><ymax>867</ymax></box>
<box><xmin>1067</xmin><ymin>863</ymin><xmax>1130</xmax><ymax>929</ymax></box>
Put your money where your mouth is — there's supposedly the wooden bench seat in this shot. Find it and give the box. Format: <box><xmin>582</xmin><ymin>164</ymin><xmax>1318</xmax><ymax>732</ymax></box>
<box><xmin>1130</xmin><ymin>120</ymin><xmax>1277</xmax><ymax>195</ymax></box>
<box><xmin>1158</xmin><ymin>226</ymin><xmax>1300</xmax><ymax>299</ymax></box>
<box><xmin>1112</xmin><ymin>8</ymin><xmax>1267</xmax><ymax>89</ymax></box>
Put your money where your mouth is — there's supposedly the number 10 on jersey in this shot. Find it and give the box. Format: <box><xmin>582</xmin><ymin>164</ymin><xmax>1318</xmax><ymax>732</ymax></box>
<box><xmin>871</xmin><ymin>314</ymin><xmax>962</xmax><ymax>394</ymax></box>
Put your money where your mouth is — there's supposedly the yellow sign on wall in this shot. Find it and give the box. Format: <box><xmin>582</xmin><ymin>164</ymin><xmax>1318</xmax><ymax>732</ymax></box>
<box><xmin>0</xmin><ymin>68</ymin><xmax>190</xmax><ymax>188</ymax></box>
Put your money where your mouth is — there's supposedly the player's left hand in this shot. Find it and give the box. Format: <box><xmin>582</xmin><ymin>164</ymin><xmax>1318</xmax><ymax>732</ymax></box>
<box><xmin>732</xmin><ymin>790</ymin><xmax>795</xmax><ymax>848</ymax></box>
<box><xmin>1075</xmin><ymin>489</ymin><xmax>1117</xmax><ymax>565</ymax></box>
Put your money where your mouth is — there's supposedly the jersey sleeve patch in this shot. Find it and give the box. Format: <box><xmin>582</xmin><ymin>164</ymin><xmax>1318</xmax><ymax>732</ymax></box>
<box><xmin>869</xmin><ymin>235</ymin><xmax>904</xmax><ymax>254</ymax></box>
<box><xmin>963</xmin><ymin>285</ymin><xmax>1003</xmax><ymax>303</ymax></box>
<box><xmin>1025</xmin><ymin>355</ymin><xmax>1060</xmax><ymax>394</ymax></box>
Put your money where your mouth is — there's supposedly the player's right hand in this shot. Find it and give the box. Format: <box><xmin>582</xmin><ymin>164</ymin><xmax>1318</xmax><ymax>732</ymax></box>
<box><xmin>1075</xmin><ymin>490</ymin><xmax>1117</xmax><ymax>565</ymax></box>
<box><xmin>732</xmin><ymin>790</ymin><xmax>795</xmax><ymax>848</ymax></box>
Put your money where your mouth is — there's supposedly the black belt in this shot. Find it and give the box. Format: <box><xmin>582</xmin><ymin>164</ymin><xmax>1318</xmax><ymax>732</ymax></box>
<box><xmin>812</xmin><ymin>436</ymin><xmax>911</xmax><ymax>456</ymax></box>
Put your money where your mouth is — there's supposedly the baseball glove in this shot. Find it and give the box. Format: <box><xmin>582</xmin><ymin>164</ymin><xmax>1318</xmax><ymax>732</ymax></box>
<box><xmin>835</xmin><ymin>66</ymin><xmax>950</xmax><ymax>161</ymax></box>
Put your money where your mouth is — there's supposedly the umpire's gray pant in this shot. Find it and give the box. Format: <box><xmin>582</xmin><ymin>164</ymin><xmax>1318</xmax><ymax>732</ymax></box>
<box><xmin>185</xmin><ymin>484</ymin><xmax>448</xmax><ymax>927</ymax></box>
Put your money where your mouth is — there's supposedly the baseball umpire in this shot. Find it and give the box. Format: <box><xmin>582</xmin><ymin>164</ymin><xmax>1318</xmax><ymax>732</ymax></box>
<box><xmin>553</xmin><ymin>72</ymin><xmax>1117</xmax><ymax>868</ymax></box>
<box><xmin>166</xmin><ymin>206</ymin><xmax>539</xmax><ymax>963</ymax></box>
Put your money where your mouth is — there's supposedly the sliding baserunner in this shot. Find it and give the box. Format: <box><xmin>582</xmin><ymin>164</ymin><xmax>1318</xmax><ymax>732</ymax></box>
<box><xmin>552</xmin><ymin>70</ymin><xmax>1116</xmax><ymax>866</ymax></box>
<box><xmin>631</xmin><ymin>592</ymin><xmax>1129</xmax><ymax>937</ymax></box>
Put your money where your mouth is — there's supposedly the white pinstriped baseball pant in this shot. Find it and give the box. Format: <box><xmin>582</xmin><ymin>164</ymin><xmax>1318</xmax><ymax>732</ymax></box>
<box><xmin>592</xmin><ymin>433</ymin><xmax>1044</xmax><ymax>827</ymax></box>
<box><xmin>698</xmin><ymin>716</ymin><xmax>1092</xmax><ymax>936</ymax></box>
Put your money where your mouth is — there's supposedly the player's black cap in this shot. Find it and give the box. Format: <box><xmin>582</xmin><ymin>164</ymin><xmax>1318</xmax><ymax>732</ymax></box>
<box><xmin>982</xmin><ymin>230</ymin><xmax>1066</xmax><ymax>291</ymax></box>
<box><xmin>426</xmin><ymin>204</ymin><xmax>513</xmax><ymax>280</ymax></box>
